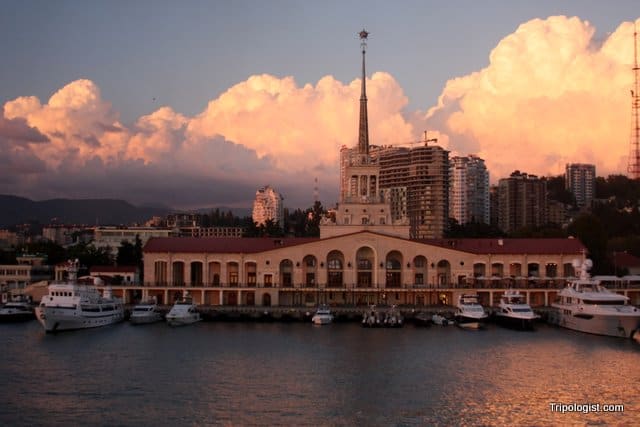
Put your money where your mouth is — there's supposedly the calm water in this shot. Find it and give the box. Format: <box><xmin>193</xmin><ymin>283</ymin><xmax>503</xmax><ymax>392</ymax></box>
<box><xmin>1</xmin><ymin>320</ymin><xmax>638</xmax><ymax>426</ymax></box>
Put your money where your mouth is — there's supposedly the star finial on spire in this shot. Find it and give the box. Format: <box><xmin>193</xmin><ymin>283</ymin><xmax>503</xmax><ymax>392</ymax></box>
<box><xmin>359</xmin><ymin>29</ymin><xmax>369</xmax><ymax>40</ymax></box>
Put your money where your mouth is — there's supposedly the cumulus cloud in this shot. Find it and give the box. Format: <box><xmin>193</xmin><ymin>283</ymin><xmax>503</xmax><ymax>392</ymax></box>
<box><xmin>2</xmin><ymin>15</ymin><xmax>638</xmax><ymax>210</ymax></box>
<box><xmin>424</xmin><ymin>16</ymin><xmax>640</xmax><ymax>180</ymax></box>
<box><xmin>1</xmin><ymin>72</ymin><xmax>415</xmax><ymax>208</ymax></box>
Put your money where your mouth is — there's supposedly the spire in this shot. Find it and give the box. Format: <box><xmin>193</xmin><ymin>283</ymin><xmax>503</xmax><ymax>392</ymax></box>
<box><xmin>358</xmin><ymin>29</ymin><xmax>370</xmax><ymax>162</ymax></box>
<box><xmin>628</xmin><ymin>22</ymin><xmax>640</xmax><ymax>179</ymax></box>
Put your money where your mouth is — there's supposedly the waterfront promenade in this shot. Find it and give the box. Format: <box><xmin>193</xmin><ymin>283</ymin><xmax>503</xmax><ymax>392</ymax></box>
<box><xmin>104</xmin><ymin>278</ymin><xmax>640</xmax><ymax>312</ymax></box>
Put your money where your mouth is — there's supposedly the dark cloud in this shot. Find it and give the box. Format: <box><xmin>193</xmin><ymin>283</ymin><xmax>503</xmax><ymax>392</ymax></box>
<box><xmin>0</xmin><ymin>110</ymin><xmax>49</xmax><ymax>144</ymax></box>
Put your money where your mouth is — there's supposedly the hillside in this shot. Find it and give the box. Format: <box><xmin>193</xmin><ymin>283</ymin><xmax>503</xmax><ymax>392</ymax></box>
<box><xmin>0</xmin><ymin>195</ymin><xmax>169</xmax><ymax>227</ymax></box>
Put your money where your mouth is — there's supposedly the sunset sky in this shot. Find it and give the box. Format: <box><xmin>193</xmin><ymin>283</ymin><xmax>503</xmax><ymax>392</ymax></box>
<box><xmin>1</xmin><ymin>1</ymin><xmax>639</xmax><ymax>210</ymax></box>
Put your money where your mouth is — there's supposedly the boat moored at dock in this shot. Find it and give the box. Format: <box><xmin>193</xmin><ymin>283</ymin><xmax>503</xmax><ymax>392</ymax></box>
<box><xmin>311</xmin><ymin>305</ymin><xmax>333</xmax><ymax>325</ymax></box>
<box><xmin>166</xmin><ymin>292</ymin><xmax>201</xmax><ymax>326</ymax></box>
<box><xmin>0</xmin><ymin>296</ymin><xmax>34</xmax><ymax>322</ymax></box>
<box><xmin>494</xmin><ymin>289</ymin><xmax>539</xmax><ymax>330</ymax></box>
<box><xmin>129</xmin><ymin>299</ymin><xmax>164</xmax><ymax>325</ymax></box>
<box><xmin>548</xmin><ymin>258</ymin><xmax>640</xmax><ymax>339</ymax></box>
<box><xmin>455</xmin><ymin>294</ymin><xmax>488</xmax><ymax>329</ymax></box>
<box><xmin>35</xmin><ymin>259</ymin><xmax>124</xmax><ymax>333</ymax></box>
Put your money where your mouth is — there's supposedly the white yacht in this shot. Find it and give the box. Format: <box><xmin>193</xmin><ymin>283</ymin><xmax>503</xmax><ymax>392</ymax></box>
<box><xmin>35</xmin><ymin>260</ymin><xmax>124</xmax><ymax>333</ymax></box>
<box><xmin>311</xmin><ymin>305</ymin><xmax>333</xmax><ymax>325</ymax></box>
<box><xmin>455</xmin><ymin>294</ymin><xmax>488</xmax><ymax>329</ymax></box>
<box><xmin>166</xmin><ymin>292</ymin><xmax>201</xmax><ymax>326</ymax></box>
<box><xmin>494</xmin><ymin>289</ymin><xmax>539</xmax><ymax>330</ymax></box>
<box><xmin>0</xmin><ymin>296</ymin><xmax>34</xmax><ymax>322</ymax></box>
<box><xmin>549</xmin><ymin>259</ymin><xmax>640</xmax><ymax>338</ymax></box>
<box><xmin>129</xmin><ymin>299</ymin><xmax>164</xmax><ymax>325</ymax></box>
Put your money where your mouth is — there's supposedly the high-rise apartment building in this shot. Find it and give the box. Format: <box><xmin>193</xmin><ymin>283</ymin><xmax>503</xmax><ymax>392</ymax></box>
<box><xmin>565</xmin><ymin>163</ymin><xmax>595</xmax><ymax>209</ymax></box>
<box><xmin>449</xmin><ymin>155</ymin><xmax>490</xmax><ymax>225</ymax></box>
<box><xmin>368</xmin><ymin>143</ymin><xmax>449</xmax><ymax>239</ymax></box>
<box><xmin>497</xmin><ymin>171</ymin><xmax>547</xmax><ymax>233</ymax></box>
<box><xmin>252</xmin><ymin>186</ymin><xmax>284</xmax><ymax>228</ymax></box>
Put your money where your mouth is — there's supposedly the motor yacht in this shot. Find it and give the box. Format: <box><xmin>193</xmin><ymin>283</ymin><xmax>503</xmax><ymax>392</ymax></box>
<box><xmin>311</xmin><ymin>305</ymin><xmax>333</xmax><ymax>325</ymax></box>
<box><xmin>166</xmin><ymin>292</ymin><xmax>201</xmax><ymax>326</ymax></box>
<box><xmin>129</xmin><ymin>299</ymin><xmax>164</xmax><ymax>325</ymax></box>
<box><xmin>494</xmin><ymin>289</ymin><xmax>539</xmax><ymax>330</ymax></box>
<box><xmin>548</xmin><ymin>258</ymin><xmax>640</xmax><ymax>338</ymax></box>
<box><xmin>455</xmin><ymin>293</ymin><xmax>488</xmax><ymax>329</ymax></box>
<box><xmin>35</xmin><ymin>259</ymin><xmax>124</xmax><ymax>332</ymax></box>
<box><xmin>0</xmin><ymin>296</ymin><xmax>34</xmax><ymax>322</ymax></box>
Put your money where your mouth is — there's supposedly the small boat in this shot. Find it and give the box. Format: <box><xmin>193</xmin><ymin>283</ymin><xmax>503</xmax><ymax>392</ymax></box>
<box><xmin>362</xmin><ymin>305</ymin><xmax>382</xmax><ymax>327</ymax></box>
<box><xmin>431</xmin><ymin>313</ymin><xmax>452</xmax><ymax>326</ymax></box>
<box><xmin>311</xmin><ymin>305</ymin><xmax>333</xmax><ymax>325</ymax></box>
<box><xmin>35</xmin><ymin>259</ymin><xmax>124</xmax><ymax>332</ymax></box>
<box><xmin>0</xmin><ymin>296</ymin><xmax>34</xmax><ymax>322</ymax></box>
<box><xmin>166</xmin><ymin>292</ymin><xmax>201</xmax><ymax>326</ymax></box>
<box><xmin>413</xmin><ymin>311</ymin><xmax>432</xmax><ymax>327</ymax></box>
<box><xmin>383</xmin><ymin>305</ymin><xmax>404</xmax><ymax>328</ymax></box>
<box><xmin>494</xmin><ymin>289</ymin><xmax>539</xmax><ymax>330</ymax></box>
<box><xmin>129</xmin><ymin>299</ymin><xmax>163</xmax><ymax>325</ymax></box>
<box><xmin>548</xmin><ymin>258</ymin><xmax>640</xmax><ymax>339</ymax></box>
<box><xmin>455</xmin><ymin>293</ymin><xmax>488</xmax><ymax>329</ymax></box>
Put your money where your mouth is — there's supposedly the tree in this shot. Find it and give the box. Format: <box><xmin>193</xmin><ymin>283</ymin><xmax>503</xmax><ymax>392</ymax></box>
<box><xmin>566</xmin><ymin>213</ymin><xmax>611</xmax><ymax>274</ymax></box>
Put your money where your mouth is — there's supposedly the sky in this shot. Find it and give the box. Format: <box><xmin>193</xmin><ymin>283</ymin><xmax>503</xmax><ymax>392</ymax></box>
<box><xmin>1</xmin><ymin>1</ymin><xmax>639</xmax><ymax>211</ymax></box>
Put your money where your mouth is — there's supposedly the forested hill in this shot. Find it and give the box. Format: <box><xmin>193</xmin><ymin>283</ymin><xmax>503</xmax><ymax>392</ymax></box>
<box><xmin>0</xmin><ymin>195</ymin><xmax>169</xmax><ymax>226</ymax></box>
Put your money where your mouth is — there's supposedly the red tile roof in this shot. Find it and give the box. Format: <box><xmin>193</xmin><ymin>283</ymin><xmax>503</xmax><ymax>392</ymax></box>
<box><xmin>144</xmin><ymin>234</ymin><xmax>585</xmax><ymax>255</ymax></box>
<box><xmin>144</xmin><ymin>237</ymin><xmax>320</xmax><ymax>254</ymax></box>
<box><xmin>418</xmin><ymin>237</ymin><xmax>585</xmax><ymax>255</ymax></box>
<box><xmin>89</xmin><ymin>265</ymin><xmax>138</xmax><ymax>273</ymax></box>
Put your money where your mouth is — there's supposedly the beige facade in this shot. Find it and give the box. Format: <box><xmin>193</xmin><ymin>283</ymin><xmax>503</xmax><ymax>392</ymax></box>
<box><xmin>142</xmin><ymin>233</ymin><xmax>591</xmax><ymax>307</ymax></box>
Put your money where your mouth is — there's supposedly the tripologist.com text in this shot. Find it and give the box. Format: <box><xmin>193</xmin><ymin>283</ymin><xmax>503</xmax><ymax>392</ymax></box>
<box><xmin>549</xmin><ymin>402</ymin><xmax>624</xmax><ymax>414</ymax></box>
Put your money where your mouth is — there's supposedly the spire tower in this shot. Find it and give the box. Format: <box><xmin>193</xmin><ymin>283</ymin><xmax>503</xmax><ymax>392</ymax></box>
<box><xmin>358</xmin><ymin>29</ymin><xmax>370</xmax><ymax>163</ymax></box>
<box><xmin>628</xmin><ymin>22</ymin><xmax>640</xmax><ymax>179</ymax></box>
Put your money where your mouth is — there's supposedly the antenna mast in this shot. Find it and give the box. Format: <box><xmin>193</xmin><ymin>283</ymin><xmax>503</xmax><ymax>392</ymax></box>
<box><xmin>628</xmin><ymin>22</ymin><xmax>640</xmax><ymax>179</ymax></box>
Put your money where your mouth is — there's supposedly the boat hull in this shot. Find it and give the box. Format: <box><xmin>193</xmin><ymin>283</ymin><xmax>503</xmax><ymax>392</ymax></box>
<box><xmin>455</xmin><ymin>314</ymin><xmax>487</xmax><ymax>326</ymax></box>
<box><xmin>312</xmin><ymin>315</ymin><xmax>332</xmax><ymax>325</ymax></box>
<box><xmin>0</xmin><ymin>312</ymin><xmax>35</xmax><ymax>322</ymax></box>
<box><xmin>36</xmin><ymin>306</ymin><xmax>124</xmax><ymax>332</ymax></box>
<box><xmin>547</xmin><ymin>309</ymin><xmax>640</xmax><ymax>338</ymax></box>
<box><xmin>494</xmin><ymin>313</ymin><xmax>536</xmax><ymax>331</ymax></box>
<box><xmin>129</xmin><ymin>313</ymin><xmax>163</xmax><ymax>325</ymax></box>
<box><xmin>166</xmin><ymin>314</ymin><xmax>201</xmax><ymax>326</ymax></box>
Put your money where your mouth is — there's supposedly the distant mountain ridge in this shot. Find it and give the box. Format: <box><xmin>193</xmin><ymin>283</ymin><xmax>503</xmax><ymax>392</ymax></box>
<box><xmin>0</xmin><ymin>195</ymin><xmax>170</xmax><ymax>227</ymax></box>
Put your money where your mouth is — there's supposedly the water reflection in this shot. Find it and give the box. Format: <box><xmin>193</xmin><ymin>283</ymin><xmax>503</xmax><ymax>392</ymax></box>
<box><xmin>0</xmin><ymin>321</ymin><xmax>638</xmax><ymax>426</ymax></box>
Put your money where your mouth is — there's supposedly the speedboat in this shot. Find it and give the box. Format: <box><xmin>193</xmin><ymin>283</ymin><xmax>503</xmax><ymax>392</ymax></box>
<box><xmin>548</xmin><ymin>258</ymin><xmax>640</xmax><ymax>338</ymax></box>
<box><xmin>413</xmin><ymin>311</ymin><xmax>432</xmax><ymax>327</ymax></box>
<box><xmin>166</xmin><ymin>292</ymin><xmax>201</xmax><ymax>326</ymax></box>
<box><xmin>383</xmin><ymin>305</ymin><xmax>404</xmax><ymax>328</ymax></box>
<box><xmin>431</xmin><ymin>313</ymin><xmax>452</xmax><ymax>326</ymax></box>
<box><xmin>455</xmin><ymin>293</ymin><xmax>488</xmax><ymax>329</ymax></box>
<box><xmin>35</xmin><ymin>259</ymin><xmax>124</xmax><ymax>332</ymax></box>
<box><xmin>0</xmin><ymin>296</ymin><xmax>34</xmax><ymax>322</ymax></box>
<box><xmin>362</xmin><ymin>305</ymin><xmax>381</xmax><ymax>327</ymax></box>
<box><xmin>494</xmin><ymin>289</ymin><xmax>539</xmax><ymax>330</ymax></box>
<box><xmin>311</xmin><ymin>305</ymin><xmax>333</xmax><ymax>325</ymax></box>
<box><xmin>129</xmin><ymin>300</ymin><xmax>163</xmax><ymax>325</ymax></box>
